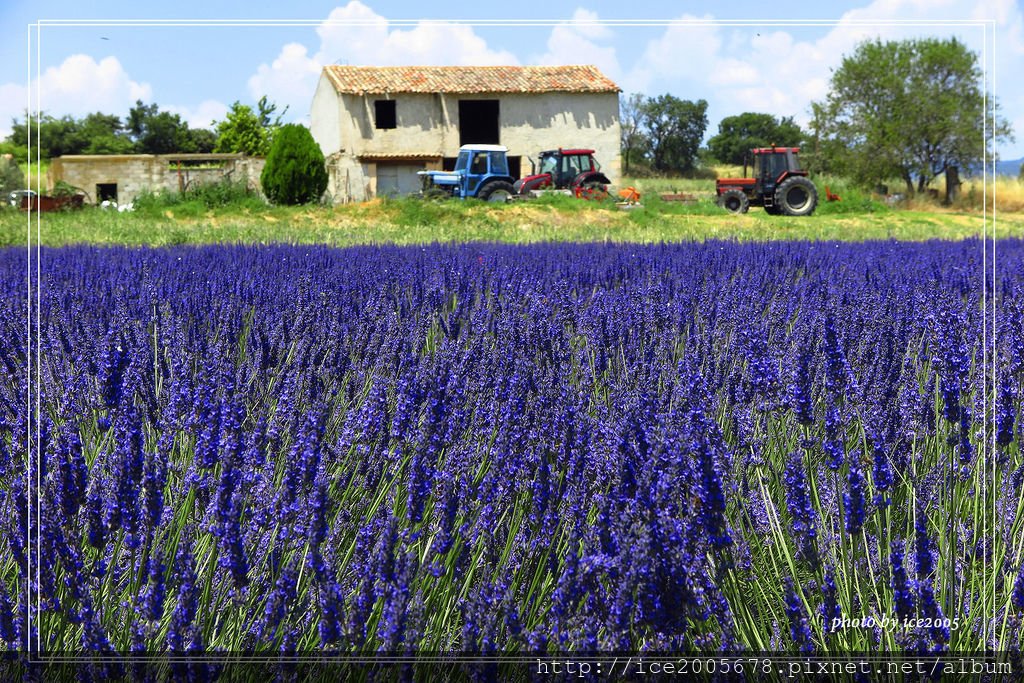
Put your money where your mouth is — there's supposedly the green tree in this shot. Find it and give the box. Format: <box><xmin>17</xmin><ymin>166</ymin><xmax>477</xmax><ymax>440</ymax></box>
<box><xmin>0</xmin><ymin>141</ymin><xmax>27</xmax><ymax>164</ymax></box>
<box><xmin>128</xmin><ymin>100</ymin><xmax>200</xmax><ymax>154</ymax></box>
<box><xmin>811</xmin><ymin>37</ymin><xmax>1012</xmax><ymax>197</ymax></box>
<box><xmin>707</xmin><ymin>112</ymin><xmax>803</xmax><ymax>165</ymax></box>
<box><xmin>619</xmin><ymin>93</ymin><xmax>648</xmax><ymax>176</ymax></box>
<box><xmin>70</xmin><ymin>112</ymin><xmax>134</xmax><ymax>155</ymax></box>
<box><xmin>187</xmin><ymin>128</ymin><xmax>217</xmax><ymax>153</ymax></box>
<box><xmin>214</xmin><ymin>102</ymin><xmax>268</xmax><ymax>156</ymax></box>
<box><xmin>8</xmin><ymin>113</ymin><xmax>83</xmax><ymax>158</ymax></box>
<box><xmin>638</xmin><ymin>95</ymin><xmax>708</xmax><ymax>174</ymax></box>
<box><xmin>0</xmin><ymin>155</ymin><xmax>24</xmax><ymax>196</ymax></box>
<box><xmin>260</xmin><ymin>123</ymin><xmax>327</xmax><ymax>205</ymax></box>
<box><xmin>214</xmin><ymin>97</ymin><xmax>288</xmax><ymax>156</ymax></box>
<box><xmin>256</xmin><ymin>95</ymin><xmax>288</xmax><ymax>143</ymax></box>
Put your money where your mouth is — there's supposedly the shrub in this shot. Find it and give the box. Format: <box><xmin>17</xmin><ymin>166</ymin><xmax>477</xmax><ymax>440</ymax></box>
<box><xmin>0</xmin><ymin>156</ymin><xmax>24</xmax><ymax>197</ymax></box>
<box><xmin>0</xmin><ymin>141</ymin><xmax>28</xmax><ymax>164</ymax></box>
<box><xmin>133</xmin><ymin>177</ymin><xmax>263</xmax><ymax>214</ymax></box>
<box><xmin>260</xmin><ymin>124</ymin><xmax>327</xmax><ymax>206</ymax></box>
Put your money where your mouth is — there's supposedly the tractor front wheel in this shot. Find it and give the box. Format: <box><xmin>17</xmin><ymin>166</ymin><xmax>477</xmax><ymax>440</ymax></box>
<box><xmin>479</xmin><ymin>180</ymin><xmax>515</xmax><ymax>203</ymax></box>
<box><xmin>775</xmin><ymin>177</ymin><xmax>818</xmax><ymax>216</ymax></box>
<box><xmin>719</xmin><ymin>189</ymin><xmax>749</xmax><ymax>214</ymax></box>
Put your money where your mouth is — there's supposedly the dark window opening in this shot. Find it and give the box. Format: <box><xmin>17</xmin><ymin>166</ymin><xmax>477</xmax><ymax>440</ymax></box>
<box><xmin>458</xmin><ymin>100</ymin><xmax>499</xmax><ymax>146</ymax></box>
<box><xmin>375</xmin><ymin>100</ymin><xmax>397</xmax><ymax>129</ymax></box>
<box><xmin>507</xmin><ymin>156</ymin><xmax>521</xmax><ymax>179</ymax></box>
<box><xmin>442</xmin><ymin>157</ymin><xmax>458</xmax><ymax>171</ymax></box>
<box><xmin>97</xmin><ymin>183</ymin><xmax>117</xmax><ymax>203</ymax></box>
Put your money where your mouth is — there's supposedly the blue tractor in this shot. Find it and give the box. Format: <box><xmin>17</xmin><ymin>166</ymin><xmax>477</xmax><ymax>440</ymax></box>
<box><xmin>418</xmin><ymin>144</ymin><xmax>517</xmax><ymax>202</ymax></box>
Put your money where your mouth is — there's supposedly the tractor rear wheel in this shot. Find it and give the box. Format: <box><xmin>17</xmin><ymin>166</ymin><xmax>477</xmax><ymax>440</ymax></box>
<box><xmin>575</xmin><ymin>181</ymin><xmax>609</xmax><ymax>201</ymax></box>
<box><xmin>775</xmin><ymin>177</ymin><xmax>818</xmax><ymax>216</ymax></box>
<box><xmin>719</xmin><ymin>189</ymin><xmax>749</xmax><ymax>214</ymax></box>
<box><xmin>478</xmin><ymin>180</ymin><xmax>515</xmax><ymax>203</ymax></box>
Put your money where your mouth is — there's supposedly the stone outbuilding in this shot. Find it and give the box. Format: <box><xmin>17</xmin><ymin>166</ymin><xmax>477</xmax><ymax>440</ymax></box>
<box><xmin>47</xmin><ymin>153</ymin><xmax>265</xmax><ymax>205</ymax></box>
<box><xmin>309</xmin><ymin>65</ymin><xmax>621</xmax><ymax>203</ymax></box>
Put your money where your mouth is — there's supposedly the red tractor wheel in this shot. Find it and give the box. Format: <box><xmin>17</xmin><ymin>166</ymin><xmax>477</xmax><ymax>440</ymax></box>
<box><xmin>574</xmin><ymin>181</ymin><xmax>609</xmax><ymax>201</ymax></box>
<box><xmin>719</xmin><ymin>189</ymin><xmax>749</xmax><ymax>214</ymax></box>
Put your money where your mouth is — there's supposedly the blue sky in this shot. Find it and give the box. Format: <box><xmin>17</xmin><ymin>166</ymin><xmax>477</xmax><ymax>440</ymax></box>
<box><xmin>3</xmin><ymin>0</ymin><xmax>1022</xmax><ymax>158</ymax></box>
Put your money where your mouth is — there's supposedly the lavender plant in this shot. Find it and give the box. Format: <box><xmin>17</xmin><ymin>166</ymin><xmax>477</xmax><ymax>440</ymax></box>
<box><xmin>0</xmin><ymin>238</ymin><xmax>1020</xmax><ymax>654</ymax></box>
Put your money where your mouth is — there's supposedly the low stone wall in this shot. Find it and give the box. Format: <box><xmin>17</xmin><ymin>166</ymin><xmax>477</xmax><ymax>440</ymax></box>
<box><xmin>49</xmin><ymin>153</ymin><xmax>266</xmax><ymax>205</ymax></box>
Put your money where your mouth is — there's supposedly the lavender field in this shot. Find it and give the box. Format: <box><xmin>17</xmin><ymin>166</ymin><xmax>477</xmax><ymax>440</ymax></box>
<box><xmin>0</xmin><ymin>239</ymin><xmax>1022</xmax><ymax>655</ymax></box>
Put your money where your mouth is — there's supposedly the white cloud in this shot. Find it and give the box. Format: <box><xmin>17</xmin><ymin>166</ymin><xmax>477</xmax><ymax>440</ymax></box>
<box><xmin>247</xmin><ymin>42</ymin><xmax>323</xmax><ymax>116</ymax></box>
<box><xmin>626</xmin><ymin>16</ymin><xmax>721</xmax><ymax>94</ymax></box>
<box><xmin>534</xmin><ymin>9</ymin><xmax>622</xmax><ymax>84</ymax></box>
<box><xmin>624</xmin><ymin>0</ymin><xmax>1024</xmax><ymax>156</ymax></box>
<box><xmin>315</xmin><ymin>2</ymin><xmax>517</xmax><ymax>66</ymax></box>
<box><xmin>0</xmin><ymin>53</ymin><xmax>152</xmax><ymax>141</ymax></box>
<box><xmin>250</xmin><ymin>1</ymin><xmax>520</xmax><ymax>120</ymax></box>
<box><xmin>165</xmin><ymin>99</ymin><xmax>231</xmax><ymax>131</ymax></box>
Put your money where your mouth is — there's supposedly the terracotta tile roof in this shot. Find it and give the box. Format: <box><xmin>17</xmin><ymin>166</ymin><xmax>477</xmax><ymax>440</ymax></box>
<box><xmin>322</xmin><ymin>65</ymin><xmax>619</xmax><ymax>95</ymax></box>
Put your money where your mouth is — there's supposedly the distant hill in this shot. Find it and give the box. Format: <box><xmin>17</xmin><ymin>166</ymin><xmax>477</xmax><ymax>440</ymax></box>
<box><xmin>996</xmin><ymin>157</ymin><xmax>1022</xmax><ymax>176</ymax></box>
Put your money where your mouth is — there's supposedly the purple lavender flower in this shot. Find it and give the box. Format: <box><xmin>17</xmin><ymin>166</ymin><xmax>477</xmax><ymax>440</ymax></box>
<box><xmin>167</xmin><ymin>538</ymin><xmax>200</xmax><ymax>652</ymax></box>
<box><xmin>783</xmin><ymin>451</ymin><xmax>818</xmax><ymax>563</ymax></box>
<box><xmin>889</xmin><ymin>541</ymin><xmax>916</xmax><ymax>620</ymax></box>
<box><xmin>915</xmin><ymin>508</ymin><xmax>935</xmax><ymax>579</ymax></box>
<box><xmin>783</xmin><ymin>578</ymin><xmax>813</xmax><ymax>652</ymax></box>
<box><xmin>844</xmin><ymin>460</ymin><xmax>866</xmax><ymax>536</ymax></box>
<box><xmin>1011</xmin><ymin>562</ymin><xmax>1024</xmax><ymax>612</ymax></box>
<box><xmin>0</xmin><ymin>580</ymin><xmax>14</xmax><ymax>644</ymax></box>
<box><xmin>823</xmin><ymin>405</ymin><xmax>844</xmax><ymax>470</ymax></box>
<box><xmin>789</xmin><ymin>348</ymin><xmax>815</xmax><ymax>425</ymax></box>
<box><xmin>142</xmin><ymin>550</ymin><xmax>166</xmax><ymax>623</ymax></box>
<box><xmin>996</xmin><ymin>372</ymin><xmax>1016</xmax><ymax>447</ymax></box>
<box><xmin>258</xmin><ymin>557</ymin><xmax>297</xmax><ymax>644</ymax></box>
<box><xmin>819</xmin><ymin>568</ymin><xmax>841</xmax><ymax>634</ymax></box>
<box><xmin>871</xmin><ymin>435</ymin><xmax>893</xmax><ymax>507</ymax></box>
<box><xmin>99</xmin><ymin>332</ymin><xmax>129</xmax><ymax>409</ymax></box>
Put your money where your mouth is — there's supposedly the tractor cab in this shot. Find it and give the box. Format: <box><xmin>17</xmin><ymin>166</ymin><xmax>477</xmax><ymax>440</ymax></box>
<box><xmin>514</xmin><ymin>148</ymin><xmax>611</xmax><ymax>197</ymax></box>
<box><xmin>716</xmin><ymin>146</ymin><xmax>818</xmax><ymax>216</ymax></box>
<box><xmin>748</xmin><ymin>147</ymin><xmax>798</xmax><ymax>196</ymax></box>
<box><xmin>419</xmin><ymin>144</ymin><xmax>517</xmax><ymax>201</ymax></box>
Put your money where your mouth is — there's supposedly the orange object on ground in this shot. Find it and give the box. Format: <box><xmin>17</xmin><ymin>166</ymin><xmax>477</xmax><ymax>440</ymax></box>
<box><xmin>618</xmin><ymin>187</ymin><xmax>641</xmax><ymax>203</ymax></box>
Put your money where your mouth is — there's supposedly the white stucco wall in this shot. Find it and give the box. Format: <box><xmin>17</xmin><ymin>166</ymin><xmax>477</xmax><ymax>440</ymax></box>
<box><xmin>310</xmin><ymin>76</ymin><xmax>343</xmax><ymax>157</ymax></box>
<box><xmin>310</xmin><ymin>73</ymin><xmax>621</xmax><ymax>203</ymax></box>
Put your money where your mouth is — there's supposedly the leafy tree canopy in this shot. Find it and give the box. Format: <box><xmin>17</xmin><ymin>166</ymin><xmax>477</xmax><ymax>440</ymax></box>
<box><xmin>707</xmin><ymin>113</ymin><xmax>803</xmax><ymax>165</ymax></box>
<box><xmin>213</xmin><ymin>97</ymin><xmax>288</xmax><ymax>157</ymax></box>
<box><xmin>5</xmin><ymin>102</ymin><xmax>215</xmax><ymax>158</ymax></box>
<box><xmin>214</xmin><ymin>103</ymin><xmax>266</xmax><ymax>156</ymax></box>
<box><xmin>810</xmin><ymin>37</ymin><xmax>1012</xmax><ymax>194</ymax></box>
<box><xmin>638</xmin><ymin>95</ymin><xmax>708</xmax><ymax>174</ymax></box>
<box><xmin>619</xmin><ymin>93</ymin><xmax>649</xmax><ymax>176</ymax></box>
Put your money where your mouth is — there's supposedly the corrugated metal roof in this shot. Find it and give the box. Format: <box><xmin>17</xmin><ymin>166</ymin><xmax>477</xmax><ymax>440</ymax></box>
<box><xmin>322</xmin><ymin>65</ymin><xmax>619</xmax><ymax>95</ymax></box>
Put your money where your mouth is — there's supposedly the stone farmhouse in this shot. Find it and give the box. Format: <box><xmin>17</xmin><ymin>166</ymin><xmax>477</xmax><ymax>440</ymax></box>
<box><xmin>309</xmin><ymin>65</ymin><xmax>621</xmax><ymax>203</ymax></box>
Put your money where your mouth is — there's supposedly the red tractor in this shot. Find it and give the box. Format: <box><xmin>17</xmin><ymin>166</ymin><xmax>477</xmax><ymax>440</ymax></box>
<box><xmin>716</xmin><ymin>147</ymin><xmax>818</xmax><ymax>216</ymax></box>
<box><xmin>514</xmin><ymin>148</ymin><xmax>611</xmax><ymax>199</ymax></box>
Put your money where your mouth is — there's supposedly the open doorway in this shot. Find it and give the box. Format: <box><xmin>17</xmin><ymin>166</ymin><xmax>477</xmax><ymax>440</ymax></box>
<box><xmin>96</xmin><ymin>183</ymin><xmax>118</xmax><ymax>203</ymax></box>
<box><xmin>458</xmin><ymin>100</ymin><xmax>499</xmax><ymax>146</ymax></box>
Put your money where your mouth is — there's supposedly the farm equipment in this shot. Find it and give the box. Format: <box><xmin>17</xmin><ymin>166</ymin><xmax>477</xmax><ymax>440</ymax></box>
<box><xmin>418</xmin><ymin>144</ymin><xmax>517</xmax><ymax>201</ymax></box>
<box><xmin>514</xmin><ymin>148</ymin><xmax>611</xmax><ymax>199</ymax></box>
<box><xmin>716</xmin><ymin>146</ymin><xmax>818</xmax><ymax>216</ymax></box>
